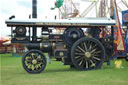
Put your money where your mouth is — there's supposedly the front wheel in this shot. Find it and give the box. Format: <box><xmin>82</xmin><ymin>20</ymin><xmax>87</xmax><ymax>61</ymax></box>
<box><xmin>71</xmin><ymin>37</ymin><xmax>105</xmax><ymax>70</ymax></box>
<box><xmin>22</xmin><ymin>50</ymin><xmax>47</xmax><ymax>74</ymax></box>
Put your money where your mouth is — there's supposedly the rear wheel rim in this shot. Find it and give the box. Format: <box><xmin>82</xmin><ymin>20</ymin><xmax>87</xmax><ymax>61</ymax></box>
<box><xmin>71</xmin><ymin>38</ymin><xmax>105</xmax><ymax>70</ymax></box>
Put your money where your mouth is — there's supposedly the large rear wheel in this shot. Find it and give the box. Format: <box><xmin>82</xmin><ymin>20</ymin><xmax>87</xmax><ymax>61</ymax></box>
<box><xmin>22</xmin><ymin>50</ymin><xmax>47</xmax><ymax>74</ymax></box>
<box><xmin>71</xmin><ymin>37</ymin><xmax>105</xmax><ymax>70</ymax></box>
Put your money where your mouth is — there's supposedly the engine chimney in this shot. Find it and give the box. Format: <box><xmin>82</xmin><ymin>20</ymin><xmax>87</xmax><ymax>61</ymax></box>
<box><xmin>32</xmin><ymin>0</ymin><xmax>37</xmax><ymax>18</ymax></box>
<box><xmin>32</xmin><ymin>0</ymin><xmax>37</xmax><ymax>42</ymax></box>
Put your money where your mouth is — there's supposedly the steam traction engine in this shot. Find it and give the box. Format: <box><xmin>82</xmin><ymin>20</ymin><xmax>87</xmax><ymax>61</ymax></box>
<box><xmin>5</xmin><ymin>18</ymin><xmax>116</xmax><ymax>73</ymax></box>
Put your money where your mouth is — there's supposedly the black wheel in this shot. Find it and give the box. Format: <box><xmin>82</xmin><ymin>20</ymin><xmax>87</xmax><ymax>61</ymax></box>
<box><xmin>63</xmin><ymin>27</ymin><xmax>84</xmax><ymax>47</ymax></box>
<box><xmin>71</xmin><ymin>37</ymin><xmax>105</xmax><ymax>70</ymax></box>
<box><xmin>22</xmin><ymin>50</ymin><xmax>47</xmax><ymax>74</ymax></box>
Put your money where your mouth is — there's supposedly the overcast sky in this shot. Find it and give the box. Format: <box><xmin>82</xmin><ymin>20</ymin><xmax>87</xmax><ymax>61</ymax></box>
<box><xmin>0</xmin><ymin>0</ymin><xmax>127</xmax><ymax>36</ymax></box>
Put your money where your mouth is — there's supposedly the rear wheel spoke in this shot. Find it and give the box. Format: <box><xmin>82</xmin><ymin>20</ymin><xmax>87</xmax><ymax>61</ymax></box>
<box><xmin>75</xmin><ymin>56</ymin><xmax>82</xmax><ymax>59</ymax></box>
<box><xmin>88</xmin><ymin>42</ymin><xmax>93</xmax><ymax>51</ymax></box>
<box><xmin>81</xmin><ymin>59</ymin><xmax>86</xmax><ymax>67</ymax></box>
<box><xmin>84</xmin><ymin>42</ymin><xmax>88</xmax><ymax>51</ymax></box>
<box><xmin>90</xmin><ymin>60</ymin><xmax>95</xmax><ymax>67</ymax></box>
<box><xmin>90</xmin><ymin>48</ymin><xmax>97</xmax><ymax>53</ymax></box>
<box><xmin>86</xmin><ymin>61</ymin><xmax>88</xmax><ymax>69</ymax></box>
<box><xmin>76</xmin><ymin>57</ymin><xmax>83</xmax><ymax>62</ymax></box>
<box><xmin>93</xmin><ymin>56</ymin><xmax>101</xmax><ymax>61</ymax></box>
<box><xmin>75</xmin><ymin>49</ymin><xmax>82</xmax><ymax>52</ymax></box>
<box><xmin>92</xmin><ymin>44</ymin><xmax>97</xmax><ymax>49</ymax></box>
<box><xmin>77</xmin><ymin>46</ymin><xmax>85</xmax><ymax>53</ymax></box>
<box><xmin>75</xmin><ymin>52</ymin><xmax>85</xmax><ymax>56</ymax></box>
<box><xmin>79</xmin><ymin>59</ymin><xmax>83</xmax><ymax>66</ymax></box>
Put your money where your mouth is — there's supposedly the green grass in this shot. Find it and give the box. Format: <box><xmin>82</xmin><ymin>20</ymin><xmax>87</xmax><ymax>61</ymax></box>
<box><xmin>0</xmin><ymin>54</ymin><xmax>128</xmax><ymax>85</ymax></box>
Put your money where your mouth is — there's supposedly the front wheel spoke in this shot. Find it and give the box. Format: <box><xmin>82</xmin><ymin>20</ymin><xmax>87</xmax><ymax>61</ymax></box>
<box><xmin>25</xmin><ymin>59</ymin><xmax>32</xmax><ymax>61</ymax></box>
<box><xmin>37</xmin><ymin>59</ymin><xmax>43</xmax><ymax>62</ymax></box>
<box><xmin>31</xmin><ymin>53</ymin><xmax>35</xmax><ymax>59</ymax></box>
<box><xmin>25</xmin><ymin>56</ymin><xmax>32</xmax><ymax>60</ymax></box>
<box><xmin>25</xmin><ymin>61</ymin><xmax>31</xmax><ymax>66</ymax></box>
<box><xmin>37</xmin><ymin>62</ymin><xmax>43</xmax><ymax>65</ymax></box>
<box><xmin>35</xmin><ymin>64</ymin><xmax>38</xmax><ymax>69</ymax></box>
<box><xmin>36</xmin><ymin>64</ymin><xmax>41</xmax><ymax>70</ymax></box>
<box><xmin>38</xmin><ymin>64</ymin><xmax>42</xmax><ymax>68</ymax></box>
<box><xmin>36</xmin><ymin>55</ymin><xmax>41</xmax><ymax>59</ymax></box>
<box><xmin>37</xmin><ymin>57</ymin><xmax>43</xmax><ymax>62</ymax></box>
<box><xmin>26</xmin><ymin>61</ymin><xmax>31</xmax><ymax>65</ymax></box>
<box><xmin>31</xmin><ymin>64</ymin><xmax>35</xmax><ymax>71</ymax></box>
<box><xmin>25</xmin><ymin>59</ymin><xmax>32</xmax><ymax>63</ymax></box>
<box><xmin>27</xmin><ymin>64</ymin><xmax>32</xmax><ymax>69</ymax></box>
<box><xmin>37</xmin><ymin>60</ymin><xmax>44</xmax><ymax>65</ymax></box>
<box><xmin>37</xmin><ymin>59</ymin><xmax>43</xmax><ymax>61</ymax></box>
<box><xmin>34</xmin><ymin>65</ymin><xmax>38</xmax><ymax>70</ymax></box>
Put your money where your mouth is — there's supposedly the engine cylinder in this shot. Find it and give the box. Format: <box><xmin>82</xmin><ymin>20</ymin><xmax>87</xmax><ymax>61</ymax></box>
<box><xmin>25</xmin><ymin>43</ymin><xmax>52</xmax><ymax>52</ymax></box>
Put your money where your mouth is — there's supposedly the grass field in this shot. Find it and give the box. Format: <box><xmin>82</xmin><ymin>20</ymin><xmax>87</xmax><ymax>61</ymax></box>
<box><xmin>1</xmin><ymin>54</ymin><xmax>128</xmax><ymax>85</ymax></box>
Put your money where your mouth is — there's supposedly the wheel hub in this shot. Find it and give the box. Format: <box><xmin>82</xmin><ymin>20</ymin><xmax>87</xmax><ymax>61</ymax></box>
<box><xmin>85</xmin><ymin>52</ymin><xmax>91</xmax><ymax>58</ymax></box>
<box><xmin>32</xmin><ymin>59</ymin><xmax>37</xmax><ymax>64</ymax></box>
<box><xmin>72</xmin><ymin>33</ymin><xmax>77</xmax><ymax>38</ymax></box>
<box><xmin>19</xmin><ymin>28</ymin><xmax>23</xmax><ymax>33</ymax></box>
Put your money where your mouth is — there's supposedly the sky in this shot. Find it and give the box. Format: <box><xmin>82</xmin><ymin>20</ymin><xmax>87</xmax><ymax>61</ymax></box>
<box><xmin>0</xmin><ymin>0</ymin><xmax>58</xmax><ymax>36</ymax></box>
<box><xmin>0</xmin><ymin>0</ymin><xmax>127</xmax><ymax>36</ymax></box>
